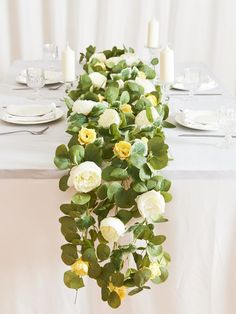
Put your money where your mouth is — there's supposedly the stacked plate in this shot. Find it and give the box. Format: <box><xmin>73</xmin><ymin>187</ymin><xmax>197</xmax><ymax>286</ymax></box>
<box><xmin>172</xmin><ymin>75</ymin><xmax>218</xmax><ymax>92</ymax></box>
<box><xmin>0</xmin><ymin>104</ymin><xmax>64</xmax><ymax>125</ymax></box>
<box><xmin>175</xmin><ymin>109</ymin><xmax>219</xmax><ymax>131</ymax></box>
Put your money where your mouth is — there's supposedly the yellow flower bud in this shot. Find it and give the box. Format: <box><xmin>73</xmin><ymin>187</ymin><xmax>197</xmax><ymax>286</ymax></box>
<box><xmin>149</xmin><ymin>262</ymin><xmax>161</xmax><ymax>279</ymax></box>
<box><xmin>108</xmin><ymin>283</ymin><xmax>126</xmax><ymax>301</ymax></box>
<box><xmin>94</xmin><ymin>61</ymin><xmax>106</xmax><ymax>71</ymax></box>
<box><xmin>71</xmin><ymin>258</ymin><xmax>89</xmax><ymax>277</ymax></box>
<box><xmin>120</xmin><ymin>103</ymin><xmax>132</xmax><ymax>113</ymax></box>
<box><xmin>113</xmin><ymin>141</ymin><xmax>131</xmax><ymax>160</ymax></box>
<box><xmin>137</xmin><ymin>71</ymin><xmax>146</xmax><ymax>79</ymax></box>
<box><xmin>98</xmin><ymin>94</ymin><xmax>105</xmax><ymax>102</ymax></box>
<box><xmin>146</xmin><ymin>94</ymin><xmax>158</xmax><ymax>106</ymax></box>
<box><xmin>78</xmin><ymin>127</ymin><xmax>96</xmax><ymax>145</ymax></box>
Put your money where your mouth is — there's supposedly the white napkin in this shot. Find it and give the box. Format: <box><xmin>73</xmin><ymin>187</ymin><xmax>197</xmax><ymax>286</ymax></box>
<box><xmin>183</xmin><ymin>109</ymin><xmax>218</xmax><ymax>127</ymax></box>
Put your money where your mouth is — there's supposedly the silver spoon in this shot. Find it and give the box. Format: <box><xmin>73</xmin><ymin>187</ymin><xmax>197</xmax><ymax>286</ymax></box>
<box><xmin>0</xmin><ymin>126</ymin><xmax>49</xmax><ymax>135</ymax></box>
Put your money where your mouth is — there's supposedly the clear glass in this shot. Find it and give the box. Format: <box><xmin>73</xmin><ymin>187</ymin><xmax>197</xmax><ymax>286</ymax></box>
<box><xmin>26</xmin><ymin>67</ymin><xmax>45</xmax><ymax>99</ymax></box>
<box><xmin>182</xmin><ymin>67</ymin><xmax>202</xmax><ymax>99</ymax></box>
<box><xmin>43</xmin><ymin>43</ymin><xmax>58</xmax><ymax>60</ymax></box>
<box><xmin>217</xmin><ymin>106</ymin><xmax>236</xmax><ymax>148</ymax></box>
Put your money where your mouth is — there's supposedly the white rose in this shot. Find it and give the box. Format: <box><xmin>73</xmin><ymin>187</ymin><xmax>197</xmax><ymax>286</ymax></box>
<box><xmin>105</xmin><ymin>56</ymin><xmax>122</xmax><ymax>67</ymax></box>
<box><xmin>67</xmin><ymin>161</ymin><xmax>102</xmax><ymax>193</ymax></box>
<box><xmin>72</xmin><ymin>99</ymin><xmax>97</xmax><ymax>116</ymax></box>
<box><xmin>89</xmin><ymin>52</ymin><xmax>106</xmax><ymax>63</ymax></box>
<box><xmin>89</xmin><ymin>72</ymin><xmax>107</xmax><ymax>89</ymax></box>
<box><xmin>135</xmin><ymin>190</ymin><xmax>165</xmax><ymax>221</ymax></box>
<box><xmin>135</xmin><ymin>77</ymin><xmax>155</xmax><ymax>94</ymax></box>
<box><xmin>135</xmin><ymin>107</ymin><xmax>159</xmax><ymax>128</ymax></box>
<box><xmin>98</xmin><ymin>109</ymin><xmax>120</xmax><ymax>128</ymax></box>
<box><xmin>121</xmin><ymin>53</ymin><xmax>140</xmax><ymax>66</ymax></box>
<box><xmin>100</xmin><ymin>217</ymin><xmax>125</xmax><ymax>242</ymax></box>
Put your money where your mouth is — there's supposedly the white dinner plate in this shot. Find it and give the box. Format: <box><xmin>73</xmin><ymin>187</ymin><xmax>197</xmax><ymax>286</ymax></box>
<box><xmin>6</xmin><ymin>104</ymin><xmax>54</xmax><ymax>117</ymax></box>
<box><xmin>172</xmin><ymin>77</ymin><xmax>218</xmax><ymax>92</ymax></box>
<box><xmin>16</xmin><ymin>69</ymin><xmax>62</xmax><ymax>85</ymax></box>
<box><xmin>175</xmin><ymin>110</ymin><xmax>218</xmax><ymax>131</ymax></box>
<box><xmin>1</xmin><ymin>108</ymin><xmax>64</xmax><ymax>125</ymax></box>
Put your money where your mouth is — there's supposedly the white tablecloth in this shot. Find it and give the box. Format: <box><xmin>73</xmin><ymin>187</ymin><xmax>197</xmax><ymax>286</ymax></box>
<box><xmin>1</xmin><ymin>61</ymin><xmax>236</xmax><ymax>314</ymax></box>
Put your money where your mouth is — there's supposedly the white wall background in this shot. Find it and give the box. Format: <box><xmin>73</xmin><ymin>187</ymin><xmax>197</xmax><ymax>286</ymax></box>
<box><xmin>0</xmin><ymin>0</ymin><xmax>236</xmax><ymax>93</ymax></box>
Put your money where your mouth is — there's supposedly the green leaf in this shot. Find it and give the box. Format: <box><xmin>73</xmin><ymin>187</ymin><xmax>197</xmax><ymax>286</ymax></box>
<box><xmin>121</xmin><ymin>68</ymin><xmax>132</xmax><ymax>80</ymax></box>
<box><xmin>139</xmin><ymin>64</ymin><xmax>156</xmax><ymax>79</ymax></box>
<box><xmin>105</xmin><ymin>86</ymin><xmax>119</xmax><ymax>103</ymax></box>
<box><xmin>82</xmin><ymin>248</ymin><xmax>97</xmax><ymax>262</ymax></box>
<box><xmin>108</xmin><ymin>291</ymin><xmax>121</xmax><ymax>308</ymax></box>
<box><xmin>110</xmin><ymin>123</ymin><xmax>122</xmax><ymax>140</ymax></box>
<box><xmin>84</xmin><ymin>143</ymin><xmax>102</xmax><ymax>166</ymax></box>
<box><xmin>59</xmin><ymin>175</ymin><xmax>69</xmax><ymax>191</ymax></box>
<box><xmin>162</xmin><ymin>121</ymin><xmax>176</xmax><ymax>128</ymax></box>
<box><xmin>77</xmin><ymin>215</ymin><xmax>95</xmax><ymax>230</ymax></box>
<box><xmin>97</xmin><ymin>243</ymin><xmax>110</xmax><ymax>261</ymax></box>
<box><xmin>88</xmin><ymin>262</ymin><xmax>102</xmax><ymax>279</ymax></box>
<box><xmin>115</xmin><ymin>188</ymin><xmax>137</xmax><ymax>208</ymax></box>
<box><xmin>131</xmin><ymin>141</ymin><xmax>147</xmax><ymax>156</ymax></box>
<box><xmin>54</xmin><ymin>145</ymin><xmax>71</xmax><ymax>170</ymax></box>
<box><xmin>101</xmin><ymin>287</ymin><xmax>110</xmax><ymax>301</ymax></box>
<box><xmin>64</xmin><ymin>271</ymin><xmax>84</xmax><ymax>289</ymax></box>
<box><xmin>97</xmin><ymin>184</ymin><xmax>108</xmax><ymax>200</ymax></box>
<box><xmin>149</xmin><ymin>155</ymin><xmax>168</xmax><ymax>170</ymax></box>
<box><xmin>129</xmin><ymin>153</ymin><xmax>146</xmax><ymax>169</ymax></box>
<box><xmin>127</xmin><ymin>81</ymin><xmax>144</xmax><ymax>94</ymax></box>
<box><xmin>107</xmin><ymin>182</ymin><xmax>122</xmax><ymax>200</ymax></box>
<box><xmin>139</xmin><ymin>164</ymin><xmax>152</xmax><ymax>181</ymax></box>
<box><xmin>149</xmin><ymin>235</ymin><xmax>166</xmax><ymax>245</ymax></box>
<box><xmin>117</xmin><ymin>210</ymin><xmax>133</xmax><ymax>224</ymax></box>
<box><xmin>147</xmin><ymin>243</ymin><xmax>163</xmax><ymax>257</ymax></box>
<box><xmin>61</xmin><ymin>244</ymin><xmax>78</xmax><ymax>265</ymax></box>
<box><xmin>111</xmin><ymin>272</ymin><xmax>124</xmax><ymax>287</ymax></box>
<box><xmin>120</xmin><ymin>91</ymin><xmax>130</xmax><ymax>104</ymax></box>
<box><xmin>151</xmin><ymin>58</ymin><xmax>159</xmax><ymax>66</ymax></box>
<box><xmin>146</xmin><ymin>106</ymin><xmax>154</xmax><ymax>123</ymax></box>
<box><xmin>152</xmin><ymin>267</ymin><xmax>169</xmax><ymax>284</ymax></box>
<box><xmin>160</xmin><ymin>191</ymin><xmax>172</xmax><ymax>202</ymax></box>
<box><xmin>128</xmin><ymin>287</ymin><xmax>143</xmax><ymax>296</ymax></box>
<box><xmin>69</xmin><ymin>145</ymin><xmax>85</xmax><ymax>164</ymax></box>
<box><xmin>133</xmin><ymin>225</ymin><xmax>152</xmax><ymax>240</ymax></box>
<box><xmin>72</xmin><ymin>193</ymin><xmax>91</xmax><ymax>205</ymax></box>
<box><xmin>133</xmin><ymin>268</ymin><xmax>152</xmax><ymax>287</ymax></box>
<box><xmin>110</xmin><ymin>168</ymin><xmax>129</xmax><ymax>180</ymax></box>
<box><xmin>80</xmin><ymin>73</ymin><xmax>92</xmax><ymax>91</ymax></box>
<box><xmin>132</xmin><ymin>181</ymin><xmax>148</xmax><ymax>193</ymax></box>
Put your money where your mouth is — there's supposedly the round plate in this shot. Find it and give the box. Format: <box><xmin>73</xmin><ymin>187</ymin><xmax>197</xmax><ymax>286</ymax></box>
<box><xmin>172</xmin><ymin>79</ymin><xmax>218</xmax><ymax>92</ymax></box>
<box><xmin>16</xmin><ymin>70</ymin><xmax>62</xmax><ymax>86</ymax></box>
<box><xmin>175</xmin><ymin>111</ymin><xmax>218</xmax><ymax>131</ymax></box>
<box><xmin>1</xmin><ymin>108</ymin><xmax>64</xmax><ymax>125</ymax></box>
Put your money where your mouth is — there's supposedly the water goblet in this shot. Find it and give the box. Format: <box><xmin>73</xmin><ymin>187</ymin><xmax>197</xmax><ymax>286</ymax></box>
<box><xmin>26</xmin><ymin>67</ymin><xmax>45</xmax><ymax>99</ymax></box>
<box><xmin>43</xmin><ymin>43</ymin><xmax>58</xmax><ymax>60</ymax></box>
<box><xmin>217</xmin><ymin>106</ymin><xmax>236</xmax><ymax>148</ymax></box>
<box><xmin>183</xmin><ymin>67</ymin><xmax>201</xmax><ymax>100</ymax></box>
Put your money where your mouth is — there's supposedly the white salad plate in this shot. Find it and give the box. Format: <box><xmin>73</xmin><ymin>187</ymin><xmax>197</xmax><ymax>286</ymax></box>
<box><xmin>16</xmin><ymin>69</ymin><xmax>62</xmax><ymax>85</ymax></box>
<box><xmin>175</xmin><ymin>110</ymin><xmax>219</xmax><ymax>131</ymax></box>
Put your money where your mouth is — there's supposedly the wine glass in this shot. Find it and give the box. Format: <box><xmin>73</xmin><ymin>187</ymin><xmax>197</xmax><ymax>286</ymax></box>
<box><xmin>217</xmin><ymin>106</ymin><xmax>236</xmax><ymax>148</ymax></box>
<box><xmin>43</xmin><ymin>43</ymin><xmax>58</xmax><ymax>60</ymax></box>
<box><xmin>26</xmin><ymin>67</ymin><xmax>45</xmax><ymax>99</ymax></box>
<box><xmin>182</xmin><ymin>67</ymin><xmax>201</xmax><ymax>100</ymax></box>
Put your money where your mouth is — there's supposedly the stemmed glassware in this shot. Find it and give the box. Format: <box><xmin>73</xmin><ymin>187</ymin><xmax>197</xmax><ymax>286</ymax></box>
<box><xmin>217</xmin><ymin>106</ymin><xmax>236</xmax><ymax>148</ymax></box>
<box><xmin>182</xmin><ymin>67</ymin><xmax>202</xmax><ymax>100</ymax></box>
<box><xmin>43</xmin><ymin>43</ymin><xmax>58</xmax><ymax>60</ymax></box>
<box><xmin>26</xmin><ymin>67</ymin><xmax>45</xmax><ymax>99</ymax></box>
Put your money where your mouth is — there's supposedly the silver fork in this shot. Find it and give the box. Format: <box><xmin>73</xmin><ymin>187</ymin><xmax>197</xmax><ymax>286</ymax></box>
<box><xmin>0</xmin><ymin>126</ymin><xmax>49</xmax><ymax>135</ymax></box>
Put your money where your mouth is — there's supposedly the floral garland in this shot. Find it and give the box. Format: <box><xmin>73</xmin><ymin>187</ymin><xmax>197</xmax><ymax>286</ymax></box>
<box><xmin>54</xmin><ymin>46</ymin><xmax>173</xmax><ymax>308</ymax></box>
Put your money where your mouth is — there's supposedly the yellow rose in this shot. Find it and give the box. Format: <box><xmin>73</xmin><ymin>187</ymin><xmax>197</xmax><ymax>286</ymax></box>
<box><xmin>137</xmin><ymin>71</ymin><xmax>146</xmax><ymax>79</ymax></box>
<box><xmin>71</xmin><ymin>258</ymin><xmax>89</xmax><ymax>276</ymax></box>
<box><xmin>108</xmin><ymin>283</ymin><xmax>126</xmax><ymax>301</ymax></box>
<box><xmin>98</xmin><ymin>94</ymin><xmax>105</xmax><ymax>102</ymax></box>
<box><xmin>113</xmin><ymin>141</ymin><xmax>131</xmax><ymax>160</ymax></box>
<box><xmin>78</xmin><ymin>127</ymin><xmax>96</xmax><ymax>145</ymax></box>
<box><xmin>149</xmin><ymin>262</ymin><xmax>161</xmax><ymax>279</ymax></box>
<box><xmin>146</xmin><ymin>94</ymin><xmax>157</xmax><ymax>106</ymax></box>
<box><xmin>120</xmin><ymin>104</ymin><xmax>132</xmax><ymax>113</ymax></box>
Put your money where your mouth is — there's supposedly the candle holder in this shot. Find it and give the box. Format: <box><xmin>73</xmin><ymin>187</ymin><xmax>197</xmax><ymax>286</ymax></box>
<box><xmin>146</xmin><ymin>46</ymin><xmax>161</xmax><ymax>84</ymax></box>
<box><xmin>161</xmin><ymin>82</ymin><xmax>172</xmax><ymax>103</ymax></box>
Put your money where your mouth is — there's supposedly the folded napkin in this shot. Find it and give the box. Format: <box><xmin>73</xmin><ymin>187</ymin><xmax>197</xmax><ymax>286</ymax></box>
<box><xmin>3</xmin><ymin>111</ymin><xmax>56</xmax><ymax>122</ymax></box>
<box><xmin>183</xmin><ymin>109</ymin><xmax>218</xmax><ymax>127</ymax></box>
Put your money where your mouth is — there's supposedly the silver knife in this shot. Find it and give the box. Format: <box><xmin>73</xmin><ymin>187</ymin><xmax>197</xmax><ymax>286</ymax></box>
<box><xmin>170</xmin><ymin>93</ymin><xmax>222</xmax><ymax>96</ymax></box>
<box><xmin>179</xmin><ymin>134</ymin><xmax>236</xmax><ymax>138</ymax></box>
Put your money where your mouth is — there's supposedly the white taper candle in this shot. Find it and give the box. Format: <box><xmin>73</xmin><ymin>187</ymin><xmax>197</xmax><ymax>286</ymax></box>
<box><xmin>160</xmin><ymin>46</ymin><xmax>175</xmax><ymax>83</ymax></box>
<box><xmin>61</xmin><ymin>44</ymin><xmax>75</xmax><ymax>82</ymax></box>
<box><xmin>147</xmin><ymin>18</ymin><xmax>159</xmax><ymax>48</ymax></box>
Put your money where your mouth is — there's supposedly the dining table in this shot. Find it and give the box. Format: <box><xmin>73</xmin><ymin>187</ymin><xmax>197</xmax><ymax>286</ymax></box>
<box><xmin>0</xmin><ymin>60</ymin><xmax>236</xmax><ymax>314</ymax></box>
